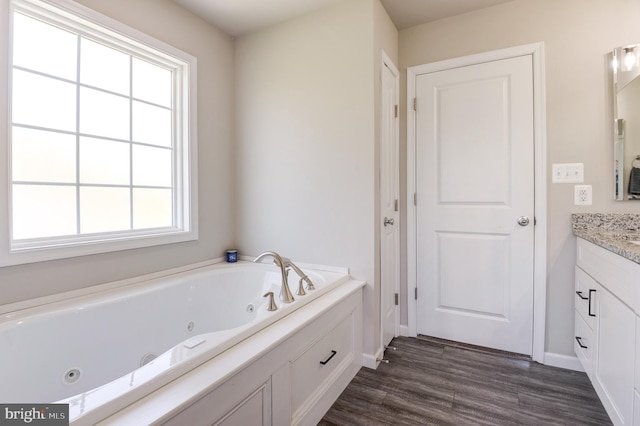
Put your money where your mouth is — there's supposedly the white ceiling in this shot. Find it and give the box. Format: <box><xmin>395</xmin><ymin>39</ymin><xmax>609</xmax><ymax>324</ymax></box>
<box><xmin>172</xmin><ymin>0</ymin><xmax>517</xmax><ymax>38</ymax></box>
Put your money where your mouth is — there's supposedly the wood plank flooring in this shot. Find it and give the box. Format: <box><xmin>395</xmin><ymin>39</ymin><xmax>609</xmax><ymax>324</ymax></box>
<box><xmin>319</xmin><ymin>336</ymin><xmax>612</xmax><ymax>426</ymax></box>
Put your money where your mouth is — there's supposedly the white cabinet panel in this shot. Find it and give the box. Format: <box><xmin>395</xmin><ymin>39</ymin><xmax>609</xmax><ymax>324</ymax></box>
<box><xmin>593</xmin><ymin>283</ymin><xmax>635</xmax><ymax>426</ymax></box>
<box><xmin>216</xmin><ymin>383</ymin><xmax>271</xmax><ymax>426</ymax></box>
<box><xmin>575</xmin><ymin>266</ymin><xmax>597</xmax><ymax>330</ymax></box>
<box><xmin>635</xmin><ymin>319</ymin><xmax>640</xmax><ymax>426</ymax></box>
<box><xmin>634</xmin><ymin>390</ymin><xmax>640</xmax><ymax>426</ymax></box>
<box><xmin>574</xmin><ymin>310</ymin><xmax>594</xmax><ymax>379</ymax></box>
<box><xmin>164</xmin><ymin>377</ymin><xmax>272</xmax><ymax>426</ymax></box>
<box><xmin>291</xmin><ymin>311</ymin><xmax>354</xmax><ymax>417</ymax></box>
<box><xmin>636</xmin><ymin>317</ymin><xmax>640</xmax><ymax>392</ymax></box>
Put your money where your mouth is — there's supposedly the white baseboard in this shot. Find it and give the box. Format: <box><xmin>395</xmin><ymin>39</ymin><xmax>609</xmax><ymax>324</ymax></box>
<box><xmin>544</xmin><ymin>352</ymin><xmax>584</xmax><ymax>372</ymax></box>
<box><xmin>362</xmin><ymin>346</ymin><xmax>384</xmax><ymax>370</ymax></box>
<box><xmin>399</xmin><ymin>325</ymin><xmax>409</xmax><ymax>337</ymax></box>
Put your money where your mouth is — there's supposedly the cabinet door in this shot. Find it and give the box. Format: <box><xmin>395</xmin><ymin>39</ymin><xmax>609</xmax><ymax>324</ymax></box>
<box><xmin>594</xmin><ymin>284</ymin><xmax>635</xmax><ymax>426</ymax></box>
<box><xmin>575</xmin><ymin>266</ymin><xmax>597</xmax><ymax>329</ymax></box>
<box><xmin>574</xmin><ymin>310</ymin><xmax>594</xmax><ymax>378</ymax></box>
<box><xmin>215</xmin><ymin>384</ymin><xmax>271</xmax><ymax>426</ymax></box>
<box><xmin>163</xmin><ymin>378</ymin><xmax>272</xmax><ymax>426</ymax></box>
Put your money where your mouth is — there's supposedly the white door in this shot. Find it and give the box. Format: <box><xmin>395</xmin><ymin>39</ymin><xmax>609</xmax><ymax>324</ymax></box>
<box><xmin>415</xmin><ymin>55</ymin><xmax>535</xmax><ymax>355</ymax></box>
<box><xmin>380</xmin><ymin>53</ymin><xmax>400</xmax><ymax>349</ymax></box>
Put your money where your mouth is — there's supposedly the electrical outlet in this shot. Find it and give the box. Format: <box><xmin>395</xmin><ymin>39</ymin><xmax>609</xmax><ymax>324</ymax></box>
<box><xmin>574</xmin><ymin>185</ymin><xmax>592</xmax><ymax>205</ymax></box>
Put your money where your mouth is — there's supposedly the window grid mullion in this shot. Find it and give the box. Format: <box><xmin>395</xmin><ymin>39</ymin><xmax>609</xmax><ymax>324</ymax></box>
<box><xmin>75</xmin><ymin>34</ymin><xmax>81</xmax><ymax>235</ymax></box>
<box><xmin>129</xmin><ymin>54</ymin><xmax>134</xmax><ymax>231</ymax></box>
<box><xmin>171</xmin><ymin>72</ymin><xmax>177</xmax><ymax>228</ymax></box>
<box><xmin>13</xmin><ymin>65</ymin><xmax>172</xmax><ymax>111</ymax></box>
<box><xmin>13</xmin><ymin>181</ymin><xmax>172</xmax><ymax>190</ymax></box>
<box><xmin>12</xmin><ymin>123</ymin><xmax>172</xmax><ymax>152</ymax></box>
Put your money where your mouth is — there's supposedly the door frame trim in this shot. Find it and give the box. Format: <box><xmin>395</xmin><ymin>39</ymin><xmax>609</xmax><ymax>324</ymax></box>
<box><xmin>380</xmin><ymin>49</ymin><xmax>400</xmax><ymax>345</ymax></box>
<box><xmin>406</xmin><ymin>42</ymin><xmax>547</xmax><ymax>363</ymax></box>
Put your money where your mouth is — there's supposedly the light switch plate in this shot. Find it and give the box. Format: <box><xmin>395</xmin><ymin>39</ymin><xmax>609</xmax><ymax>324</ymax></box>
<box><xmin>574</xmin><ymin>185</ymin><xmax>592</xmax><ymax>205</ymax></box>
<box><xmin>552</xmin><ymin>163</ymin><xmax>584</xmax><ymax>183</ymax></box>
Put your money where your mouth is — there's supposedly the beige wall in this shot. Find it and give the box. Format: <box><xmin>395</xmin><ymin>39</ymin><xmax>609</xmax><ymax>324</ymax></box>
<box><xmin>0</xmin><ymin>0</ymin><xmax>236</xmax><ymax>305</ymax></box>
<box><xmin>235</xmin><ymin>0</ymin><xmax>397</xmax><ymax>358</ymax></box>
<box><xmin>399</xmin><ymin>0</ymin><xmax>640</xmax><ymax>356</ymax></box>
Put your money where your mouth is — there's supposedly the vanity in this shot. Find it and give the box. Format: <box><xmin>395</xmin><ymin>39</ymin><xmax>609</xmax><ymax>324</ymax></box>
<box><xmin>576</xmin><ymin>42</ymin><xmax>640</xmax><ymax>425</ymax></box>
<box><xmin>573</xmin><ymin>213</ymin><xmax>640</xmax><ymax>426</ymax></box>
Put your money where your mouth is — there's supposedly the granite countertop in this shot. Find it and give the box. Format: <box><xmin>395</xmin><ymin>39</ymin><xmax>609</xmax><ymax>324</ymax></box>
<box><xmin>572</xmin><ymin>213</ymin><xmax>640</xmax><ymax>264</ymax></box>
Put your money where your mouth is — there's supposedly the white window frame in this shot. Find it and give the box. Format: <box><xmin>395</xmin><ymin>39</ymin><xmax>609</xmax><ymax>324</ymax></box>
<box><xmin>0</xmin><ymin>0</ymin><xmax>198</xmax><ymax>266</ymax></box>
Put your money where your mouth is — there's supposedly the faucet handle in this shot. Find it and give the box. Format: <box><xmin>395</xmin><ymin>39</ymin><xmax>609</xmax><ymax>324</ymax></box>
<box><xmin>280</xmin><ymin>256</ymin><xmax>292</xmax><ymax>266</ymax></box>
<box><xmin>296</xmin><ymin>278</ymin><xmax>307</xmax><ymax>296</ymax></box>
<box><xmin>303</xmin><ymin>276</ymin><xmax>315</xmax><ymax>291</ymax></box>
<box><xmin>263</xmin><ymin>292</ymin><xmax>278</xmax><ymax>311</ymax></box>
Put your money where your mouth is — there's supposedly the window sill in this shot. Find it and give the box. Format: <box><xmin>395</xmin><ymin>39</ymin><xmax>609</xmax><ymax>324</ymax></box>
<box><xmin>1</xmin><ymin>229</ymin><xmax>198</xmax><ymax>267</ymax></box>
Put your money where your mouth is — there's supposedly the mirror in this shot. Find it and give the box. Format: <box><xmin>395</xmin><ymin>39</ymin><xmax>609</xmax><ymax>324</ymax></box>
<box><xmin>613</xmin><ymin>44</ymin><xmax>640</xmax><ymax>201</ymax></box>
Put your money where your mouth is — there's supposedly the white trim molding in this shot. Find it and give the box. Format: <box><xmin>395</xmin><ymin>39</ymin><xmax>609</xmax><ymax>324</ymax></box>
<box><xmin>544</xmin><ymin>352</ymin><xmax>584</xmax><ymax>372</ymax></box>
<box><xmin>406</xmin><ymin>42</ymin><xmax>548</xmax><ymax>363</ymax></box>
<box><xmin>362</xmin><ymin>346</ymin><xmax>385</xmax><ymax>370</ymax></box>
<box><xmin>379</xmin><ymin>48</ymin><xmax>401</xmax><ymax>348</ymax></box>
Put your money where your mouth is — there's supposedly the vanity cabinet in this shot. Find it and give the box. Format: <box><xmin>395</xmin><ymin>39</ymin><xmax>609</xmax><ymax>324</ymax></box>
<box><xmin>575</xmin><ymin>238</ymin><xmax>639</xmax><ymax>426</ymax></box>
<box><xmin>634</xmin><ymin>318</ymin><xmax>640</xmax><ymax>426</ymax></box>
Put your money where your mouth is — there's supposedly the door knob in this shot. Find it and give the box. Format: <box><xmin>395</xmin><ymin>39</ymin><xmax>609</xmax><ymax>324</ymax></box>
<box><xmin>517</xmin><ymin>216</ymin><xmax>530</xmax><ymax>226</ymax></box>
<box><xmin>384</xmin><ymin>217</ymin><xmax>394</xmax><ymax>227</ymax></box>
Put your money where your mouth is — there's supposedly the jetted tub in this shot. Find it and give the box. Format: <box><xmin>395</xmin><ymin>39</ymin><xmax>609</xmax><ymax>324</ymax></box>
<box><xmin>0</xmin><ymin>260</ymin><xmax>350</xmax><ymax>424</ymax></box>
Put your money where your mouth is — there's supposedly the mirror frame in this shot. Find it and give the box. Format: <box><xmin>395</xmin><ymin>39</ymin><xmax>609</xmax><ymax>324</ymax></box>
<box><xmin>613</xmin><ymin>44</ymin><xmax>640</xmax><ymax>201</ymax></box>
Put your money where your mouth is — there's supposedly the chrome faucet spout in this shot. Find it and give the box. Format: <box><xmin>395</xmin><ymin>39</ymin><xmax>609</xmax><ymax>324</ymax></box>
<box><xmin>253</xmin><ymin>251</ymin><xmax>295</xmax><ymax>303</ymax></box>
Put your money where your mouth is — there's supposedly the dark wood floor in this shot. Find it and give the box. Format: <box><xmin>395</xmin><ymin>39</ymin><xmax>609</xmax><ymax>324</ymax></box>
<box><xmin>319</xmin><ymin>336</ymin><xmax>612</xmax><ymax>426</ymax></box>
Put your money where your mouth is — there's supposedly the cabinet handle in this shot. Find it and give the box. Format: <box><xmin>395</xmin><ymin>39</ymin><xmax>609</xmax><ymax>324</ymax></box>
<box><xmin>575</xmin><ymin>291</ymin><xmax>589</xmax><ymax>300</ymax></box>
<box><xmin>588</xmin><ymin>289</ymin><xmax>596</xmax><ymax>317</ymax></box>
<box><xmin>320</xmin><ymin>350</ymin><xmax>337</xmax><ymax>365</ymax></box>
<box><xmin>575</xmin><ymin>336</ymin><xmax>588</xmax><ymax>349</ymax></box>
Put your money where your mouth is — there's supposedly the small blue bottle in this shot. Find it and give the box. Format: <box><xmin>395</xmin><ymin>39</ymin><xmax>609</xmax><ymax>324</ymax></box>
<box><xmin>226</xmin><ymin>250</ymin><xmax>238</xmax><ymax>263</ymax></box>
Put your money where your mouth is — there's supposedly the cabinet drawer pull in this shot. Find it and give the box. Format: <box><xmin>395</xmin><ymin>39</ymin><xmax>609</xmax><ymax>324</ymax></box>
<box><xmin>320</xmin><ymin>350</ymin><xmax>337</xmax><ymax>365</ymax></box>
<box><xmin>575</xmin><ymin>291</ymin><xmax>589</xmax><ymax>300</ymax></box>
<box><xmin>588</xmin><ymin>289</ymin><xmax>596</xmax><ymax>317</ymax></box>
<box><xmin>575</xmin><ymin>336</ymin><xmax>588</xmax><ymax>349</ymax></box>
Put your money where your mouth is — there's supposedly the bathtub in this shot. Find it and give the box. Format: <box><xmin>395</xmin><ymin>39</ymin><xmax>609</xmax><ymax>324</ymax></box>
<box><xmin>0</xmin><ymin>259</ymin><xmax>351</xmax><ymax>424</ymax></box>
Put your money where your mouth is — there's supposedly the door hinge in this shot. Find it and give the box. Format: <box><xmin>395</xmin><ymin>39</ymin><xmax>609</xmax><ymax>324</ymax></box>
<box><xmin>413</xmin><ymin>193</ymin><xmax>417</xmax><ymax>206</ymax></box>
<box><xmin>394</xmin><ymin>104</ymin><xmax>398</xmax><ymax>118</ymax></box>
<box><xmin>413</xmin><ymin>97</ymin><xmax>417</xmax><ymax>111</ymax></box>
<box><xmin>394</xmin><ymin>293</ymin><xmax>399</xmax><ymax>305</ymax></box>
<box><xmin>534</xmin><ymin>217</ymin><xmax>537</xmax><ymax>226</ymax></box>
<box><xmin>394</xmin><ymin>199</ymin><xmax>399</xmax><ymax>212</ymax></box>
<box><xmin>414</xmin><ymin>287</ymin><xmax>418</xmax><ymax>300</ymax></box>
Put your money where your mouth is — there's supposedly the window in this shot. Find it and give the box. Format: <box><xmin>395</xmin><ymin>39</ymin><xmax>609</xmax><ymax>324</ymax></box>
<box><xmin>2</xmin><ymin>0</ymin><xmax>198</xmax><ymax>266</ymax></box>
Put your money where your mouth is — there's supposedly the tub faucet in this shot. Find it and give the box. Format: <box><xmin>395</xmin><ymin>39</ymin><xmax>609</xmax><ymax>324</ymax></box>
<box><xmin>280</xmin><ymin>257</ymin><xmax>315</xmax><ymax>293</ymax></box>
<box><xmin>253</xmin><ymin>251</ymin><xmax>295</xmax><ymax>303</ymax></box>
